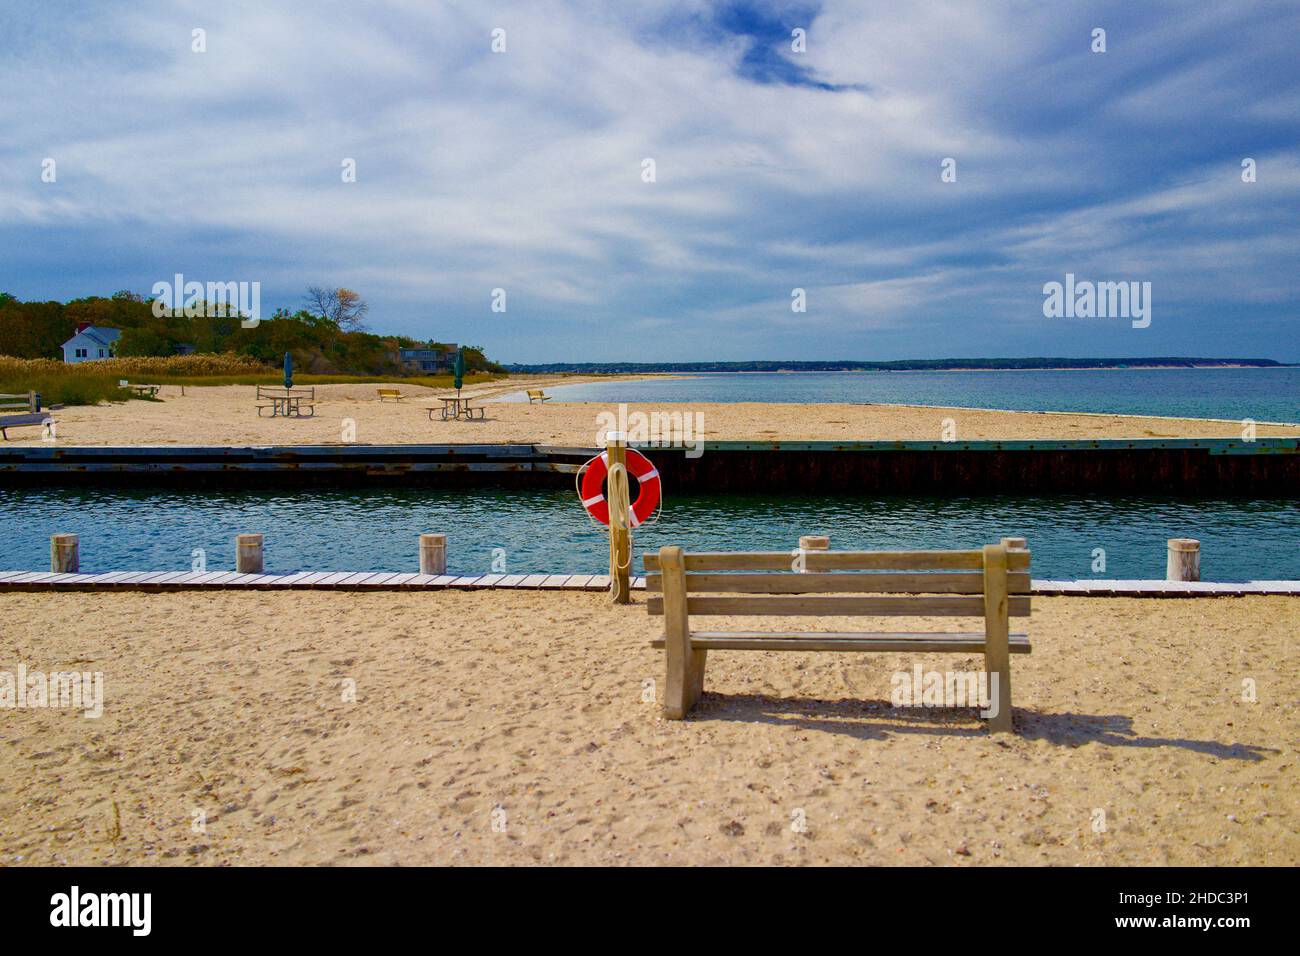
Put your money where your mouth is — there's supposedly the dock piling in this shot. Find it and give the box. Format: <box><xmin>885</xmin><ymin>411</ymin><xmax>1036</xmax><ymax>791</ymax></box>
<box><xmin>1167</xmin><ymin>538</ymin><xmax>1200</xmax><ymax>582</ymax></box>
<box><xmin>50</xmin><ymin>533</ymin><xmax>79</xmax><ymax>573</ymax></box>
<box><xmin>236</xmin><ymin>534</ymin><xmax>264</xmax><ymax>574</ymax></box>
<box><xmin>419</xmin><ymin>533</ymin><xmax>447</xmax><ymax>575</ymax></box>
<box><xmin>797</xmin><ymin>535</ymin><xmax>829</xmax><ymax>571</ymax></box>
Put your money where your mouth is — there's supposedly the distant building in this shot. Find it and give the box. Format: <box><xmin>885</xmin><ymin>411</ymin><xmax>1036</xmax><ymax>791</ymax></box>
<box><xmin>399</xmin><ymin>343</ymin><xmax>458</xmax><ymax>373</ymax></box>
<box><xmin>61</xmin><ymin>323</ymin><xmax>121</xmax><ymax>363</ymax></box>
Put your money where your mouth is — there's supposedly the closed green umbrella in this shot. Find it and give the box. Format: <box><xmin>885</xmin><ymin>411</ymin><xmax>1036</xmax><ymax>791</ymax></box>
<box><xmin>283</xmin><ymin>352</ymin><xmax>293</xmax><ymax>389</ymax></box>
<box><xmin>453</xmin><ymin>348</ymin><xmax>465</xmax><ymax>398</ymax></box>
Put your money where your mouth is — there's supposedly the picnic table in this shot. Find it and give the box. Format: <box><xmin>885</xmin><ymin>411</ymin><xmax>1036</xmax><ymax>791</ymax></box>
<box><xmin>128</xmin><ymin>384</ymin><xmax>161</xmax><ymax>398</ymax></box>
<box><xmin>429</xmin><ymin>396</ymin><xmax>484</xmax><ymax>421</ymax></box>
<box><xmin>256</xmin><ymin>385</ymin><xmax>316</xmax><ymax>418</ymax></box>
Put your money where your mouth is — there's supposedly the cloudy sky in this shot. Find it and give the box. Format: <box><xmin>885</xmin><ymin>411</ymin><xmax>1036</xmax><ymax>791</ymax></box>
<box><xmin>1</xmin><ymin>1</ymin><xmax>1297</xmax><ymax>362</ymax></box>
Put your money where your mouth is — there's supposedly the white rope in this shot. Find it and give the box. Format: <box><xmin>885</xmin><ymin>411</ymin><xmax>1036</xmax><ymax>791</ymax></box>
<box><xmin>607</xmin><ymin>461</ymin><xmax>634</xmax><ymax>572</ymax></box>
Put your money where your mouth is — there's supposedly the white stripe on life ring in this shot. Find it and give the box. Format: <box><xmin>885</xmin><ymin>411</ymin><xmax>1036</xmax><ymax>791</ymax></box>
<box><xmin>582</xmin><ymin>494</ymin><xmax>605</xmax><ymax>507</ymax></box>
<box><xmin>637</xmin><ymin>468</ymin><xmax>659</xmax><ymax>481</ymax></box>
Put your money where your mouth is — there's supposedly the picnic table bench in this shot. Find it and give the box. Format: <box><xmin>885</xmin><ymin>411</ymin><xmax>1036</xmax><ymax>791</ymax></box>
<box><xmin>255</xmin><ymin>385</ymin><xmax>316</xmax><ymax>418</ymax></box>
<box><xmin>0</xmin><ymin>413</ymin><xmax>53</xmax><ymax>440</ymax></box>
<box><xmin>644</xmin><ymin>539</ymin><xmax>1032</xmax><ymax>731</ymax></box>
<box><xmin>428</xmin><ymin>396</ymin><xmax>485</xmax><ymax>421</ymax></box>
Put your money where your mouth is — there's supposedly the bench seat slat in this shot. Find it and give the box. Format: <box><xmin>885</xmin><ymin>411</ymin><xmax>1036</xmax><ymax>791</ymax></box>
<box><xmin>646</xmin><ymin>595</ymin><xmax>1030</xmax><ymax>617</ymax></box>
<box><xmin>650</xmin><ymin>631</ymin><xmax>1031</xmax><ymax>653</ymax></box>
<box><xmin>643</xmin><ymin>550</ymin><xmax>1030</xmax><ymax>572</ymax></box>
<box><xmin>644</xmin><ymin>571</ymin><xmax>1031</xmax><ymax>595</ymax></box>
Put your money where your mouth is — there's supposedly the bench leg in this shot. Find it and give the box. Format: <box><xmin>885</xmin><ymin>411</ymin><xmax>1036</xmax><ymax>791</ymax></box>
<box><xmin>982</xmin><ymin>543</ymin><xmax>1013</xmax><ymax>733</ymax></box>
<box><xmin>688</xmin><ymin>648</ymin><xmax>708</xmax><ymax>707</ymax></box>
<box><xmin>659</xmin><ymin>545</ymin><xmax>696</xmax><ymax>719</ymax></box>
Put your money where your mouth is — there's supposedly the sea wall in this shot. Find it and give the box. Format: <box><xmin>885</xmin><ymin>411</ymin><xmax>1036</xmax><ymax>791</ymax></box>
<box><xmin>1</xmin><ymin>439</ymin><xmax>1295</xmax><ymax>495</ymax></box>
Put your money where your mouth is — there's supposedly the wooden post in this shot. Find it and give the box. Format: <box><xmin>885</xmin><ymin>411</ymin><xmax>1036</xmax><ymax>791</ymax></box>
<box><xmin>982</xmin><ymin>542</ymin><xmax>1013</xmax><ymax>733</ymax></box>
<box><xmin>1167</xmin><ymin>538</ymin><xmax>1200</xmax><ymax>582</ymax></box>
<box><xmin>236</xmin><ymin>534</ymin><xmax>264</xmax><ymax>574</ymax></box>
<box><xmin>1001</xmin><ymin>536</ymin><xmax>1027</xmax><ymax>551</ymax></box>
<box><xmin>797</xmin><ymin>534</ymin><xmax>829</xmax><ymax>572</ymax></box>
<box><xmin>419</xmin><ymin>533</ymin><xmax>447</xmax><ymax>574</ymax></box>
<box><xmin>607</xmin><ymin>434</ymin><xmax>631</xmax><ymax>604</ymax></box>
<box><xmin>660</xmin><ymin>546</ymin><xmax>704</xmax><ymax>718</ymax></box>
<box><xmin>50</xmin><ymin>533</ymin><xmax>79</xmax><ymax>573</ymax></box>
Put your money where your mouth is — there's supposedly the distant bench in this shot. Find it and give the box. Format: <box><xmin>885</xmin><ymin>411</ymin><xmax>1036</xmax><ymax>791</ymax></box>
<box><xmin>526</xmin><ymin>389</ymin><xmax>551</xmax><ymax>404</ymax></box>
<box><xmin>376</xmin><ymin>388</ymin><xmax>404</xmax><ymax>402</ymax></box>
<box><xmin>0</xmin><ymin>392</ymin><xmax>51</xmax><ymax>440</ymax></box>
<box><xmin>0</xmin><ymin>413</ymin><xmax>52</xmax><ymax>441</ymax></box>
<box><xmin>644</xmin><ymin>539</ymin><xmax>1032</xmax><ymax>732</ymax></box>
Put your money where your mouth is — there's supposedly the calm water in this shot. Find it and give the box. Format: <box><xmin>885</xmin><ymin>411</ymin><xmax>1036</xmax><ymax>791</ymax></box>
<box><xmin>503</xmin><ymin>368</ymin><xmax>1300</xmax><ymax>423</ymax></box>
<box><xmin>3</xmin><ymin>487</ymin><xmax>1296</xmax><ymax>580</ymax></box>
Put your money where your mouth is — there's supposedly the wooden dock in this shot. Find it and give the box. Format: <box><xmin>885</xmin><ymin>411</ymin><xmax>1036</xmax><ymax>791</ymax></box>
<box><xmin>0</xmin><ymin>570</ymin><xmax>1295</xmax><ymax>596</ymax></box>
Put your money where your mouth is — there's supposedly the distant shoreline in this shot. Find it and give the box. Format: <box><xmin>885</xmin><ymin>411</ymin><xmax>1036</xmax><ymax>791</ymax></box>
<box><xmin>507</xmin><ymin>358</ymin><xmax>1294</xmax><ymax>375</ymax></box>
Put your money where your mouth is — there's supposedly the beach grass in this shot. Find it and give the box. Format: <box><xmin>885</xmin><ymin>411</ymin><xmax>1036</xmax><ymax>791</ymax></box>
<box><xmin>0</xmin><ymin>355</ymin><xmax>507</xmax><ymax>406</ymax></box>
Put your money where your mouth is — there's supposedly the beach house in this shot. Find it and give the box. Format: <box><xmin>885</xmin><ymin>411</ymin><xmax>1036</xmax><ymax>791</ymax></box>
<box><xmin>399</xmin><ymin>342</ymin><xmax>458</xmax><ymax>373</ymax></box>
<box><xmin>61</xmin><ymin>323</ymin><xmax>121</xmax><ymax>363</ymax></box>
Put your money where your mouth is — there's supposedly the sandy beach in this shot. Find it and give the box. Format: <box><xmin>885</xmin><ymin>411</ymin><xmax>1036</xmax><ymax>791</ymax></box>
<box><xmin>10</xmin><ymin>376</ymin><xmax>1296</xmax><ymax>446</ymax></box>
<box><xmin>1</xmin><ymin>589</ymin><xmax>1294</xmax><ymax>866</ymax></box>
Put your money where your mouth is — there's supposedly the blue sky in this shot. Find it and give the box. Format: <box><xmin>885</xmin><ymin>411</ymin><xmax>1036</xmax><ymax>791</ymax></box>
<box><xmin>1</xmin><ymin>0</ymin><xmax>1297</xmax><ymax>362</ymax></box>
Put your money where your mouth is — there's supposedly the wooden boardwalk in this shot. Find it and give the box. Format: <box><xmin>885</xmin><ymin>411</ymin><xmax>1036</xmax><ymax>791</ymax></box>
<box><xmin>0</xmin><ymin>571</ymin><xmax>1295</xmax><ymax>596</ymax></box>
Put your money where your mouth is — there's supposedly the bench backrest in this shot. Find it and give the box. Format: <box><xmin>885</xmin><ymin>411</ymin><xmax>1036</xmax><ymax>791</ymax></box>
<box><xmin>0</xmin><ymin>391</ymin><xmax>37</xmax><ymax>412</ymax></box>
<box><xmin>644</xmin><ymin>545</ymin><xmax>1031</xmax><ymax>619</ymax></box>
<box><xmin>377</xmin><ymin>388</ymin><xmax>400</xmax><ymax>395</ymax></box>
<box><xmin>257</xmin><ymin>385</ymin><xmax>315</xmax><ymax>399</ymax></box>
<box><xmin>527</xmin><ymin>389</ymin><xmax>545</xmax><ymax>397</ymax></box>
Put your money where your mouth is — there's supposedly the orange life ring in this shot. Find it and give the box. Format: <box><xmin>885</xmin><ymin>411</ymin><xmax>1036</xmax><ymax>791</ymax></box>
<box><xmin>579</xmin><ymin>448</ymin><xmax>660</xmax><ymax>527</ymax></box>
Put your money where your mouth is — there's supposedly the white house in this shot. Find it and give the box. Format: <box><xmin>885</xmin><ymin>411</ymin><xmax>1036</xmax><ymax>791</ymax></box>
<box><xmin>61</xmin><ymin>324</ymin><xmax>121</xmax><ymax>363</ymax></box>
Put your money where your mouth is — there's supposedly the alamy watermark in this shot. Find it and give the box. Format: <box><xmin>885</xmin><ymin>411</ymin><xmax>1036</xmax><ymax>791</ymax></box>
<box><xmin>1</xmin><ymin>664</ymin><xmax>103</xmax><ymax>718</ymax></box>
<box><xmin>596</xmin><ymin>403</ymin><xmax>704</xmax><ymax>458</ymax></box>
<box><xmin>1043</xmin><ymin>273</ymin><xmax>1151</xmax><ymax>328</ymax></box>
<box><xmin>152</xmin><ymin>273</ymin><xmax>262</xmax><ymax>327</ymax></box>
<box><xmin>891</xmin><ymin>665</ymin><xmax>1001</xmax><ymax>719</ymax></box>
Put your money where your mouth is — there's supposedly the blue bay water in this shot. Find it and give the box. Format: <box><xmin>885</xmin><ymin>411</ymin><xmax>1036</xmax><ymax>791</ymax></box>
<box><xmin>504</xmin><ymin>368</ymin><xmax>1299</xmax><ymax>423</ymax></box>
<box><xmin>2</xmin><ymin>487</ymin><xmax>1297</xmax><ymax>581</ymax></box>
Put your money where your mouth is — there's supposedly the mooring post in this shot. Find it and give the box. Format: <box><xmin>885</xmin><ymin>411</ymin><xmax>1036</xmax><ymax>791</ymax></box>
<box><xmin>420</xmin><ymin>533</ymin><xmax>447</xmax><ymax>575</ymax></box>
<box><xmin>50</xmin><ymin>533</ymin><xmax>79</xmax><ymax>573</ymax></box>
<box><xmin>607</xmin><ymin>433</ymin><xmax>632</xmax><ymax>604</ymax></box>
<box><xmin>1167</xmin><ymin>538</ymin><xmax>1200</xmax><ymax>582</ymax></box>
<box><xmin>798</xmin><ymin>534</ymin><xmax>829</xmax><ymax>572</ymax></box>
<box><xmin>236</xmin><ymin>533</ymin><xmax>264</xmax><ymax>574</ymax></box>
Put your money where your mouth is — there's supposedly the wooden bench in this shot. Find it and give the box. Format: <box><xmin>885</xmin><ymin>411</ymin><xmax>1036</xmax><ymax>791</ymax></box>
<box><xmin>644</xmin><ymin>539</ymin><xmax>1031</xmax><ymax>731</ymax></box>
<box><xmin>376</xmin><ymin>388</ymin><xmax>404</xmax><ymax>402</ymax></box>
<box><xmin>526</xmin><ymin>389</ymin><xmax>551</xmax><ymax>404</ymax></box>
<box><xmin>0</xmin><ymin>413</ymin><xmax>53</xmax><ymax>440</ymax></box>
